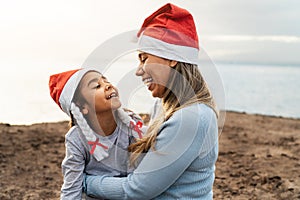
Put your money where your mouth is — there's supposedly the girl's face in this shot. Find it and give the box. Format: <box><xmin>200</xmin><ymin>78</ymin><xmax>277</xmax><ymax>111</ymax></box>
<box><xmin>78</xmin><ymin>71</ymin><xmax>121</xmax><ymax>114</ymax></box>
<box><xmin>135</xmin><ymin>52</ymin><xmax>177</xmax><ymax>98</ymax></box>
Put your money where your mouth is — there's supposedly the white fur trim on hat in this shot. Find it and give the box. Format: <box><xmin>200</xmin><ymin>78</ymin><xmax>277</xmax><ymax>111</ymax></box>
<box><xmin>138</xmin><ymin>35</ymin><xmax>199</xmax><ymax>65</ymax></box>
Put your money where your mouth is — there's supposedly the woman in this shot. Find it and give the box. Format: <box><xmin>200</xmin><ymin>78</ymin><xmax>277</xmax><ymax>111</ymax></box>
<box><xmin>84</xmin><ymin>3</ymin><xmax>219</xmax><ymax>199</ymax></box>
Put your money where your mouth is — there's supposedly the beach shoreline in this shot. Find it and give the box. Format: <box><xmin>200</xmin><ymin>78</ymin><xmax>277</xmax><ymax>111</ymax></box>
<box><xmin>0</xmin><ymin>111</ymin><xmax>299</xmax><ymax>199</ymax></box>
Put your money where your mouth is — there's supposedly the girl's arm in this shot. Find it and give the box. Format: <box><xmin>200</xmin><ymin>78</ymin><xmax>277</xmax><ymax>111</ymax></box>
<box><xmin>61</xmin><ymin>130</ymin><xmax>86</xmax><ymax>200</ymax></box>
<box><xmin>84</xmin><ymin>105</ymin><xmax>218</xmax><ymax>199</ymax></box>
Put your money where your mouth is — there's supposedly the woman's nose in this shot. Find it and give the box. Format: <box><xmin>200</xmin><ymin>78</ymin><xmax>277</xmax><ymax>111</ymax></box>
<box><xmin>135</xmin><ymin>65</ymin><xmax>145</xmax><ymax>76</ymax></box>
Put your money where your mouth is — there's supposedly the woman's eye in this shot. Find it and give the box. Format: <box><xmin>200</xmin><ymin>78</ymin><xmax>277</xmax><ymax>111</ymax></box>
<box><xmin>141</xmin><ymin>57</ymin><xmax>147</xmax><ymax>63</ymax></box>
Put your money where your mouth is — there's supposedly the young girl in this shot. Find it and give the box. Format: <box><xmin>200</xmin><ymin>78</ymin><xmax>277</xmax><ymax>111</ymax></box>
<box><xmin>84</xmin><ymin>3</ymin><xmax>219</xmax><ymax>199</ymax></box>
<box><xmin>49</xmin><ymin>68</ymin><xmax>145</xmax><ymax>199</ymax></box>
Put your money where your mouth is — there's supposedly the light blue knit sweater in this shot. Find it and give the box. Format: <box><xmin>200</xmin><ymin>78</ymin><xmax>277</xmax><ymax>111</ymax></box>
<box><xmin>84</xmin><ymin>104</ymin><xmax>219</xmax><ymax>199</ymax></box>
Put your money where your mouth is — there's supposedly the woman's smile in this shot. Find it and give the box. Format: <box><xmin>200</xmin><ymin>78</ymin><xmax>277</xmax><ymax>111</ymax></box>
<box><xmin>143</xmin><ymin>77</ymin><xmax>154</xmax><ymax>89</ymax></box>
<box><xmin>137</xmin><ymin>53</ymin><xmax>174</xmax><ymax>98</ymax></box>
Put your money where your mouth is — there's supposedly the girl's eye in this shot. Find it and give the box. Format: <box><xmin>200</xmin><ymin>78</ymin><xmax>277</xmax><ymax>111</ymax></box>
<box><xmin>95</xmin><ymin>84</ymin><xmax>101</xmax><ymax>89</ymax></box>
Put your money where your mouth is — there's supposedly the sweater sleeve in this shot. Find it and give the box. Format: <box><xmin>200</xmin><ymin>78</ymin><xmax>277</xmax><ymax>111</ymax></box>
<box><xmin>61</xmin><ymin>129</ymin><xmax>86</xmax><ymax>200</ymax></box>
<box><xmin>85</xmin><ymin>104</ymin><xmax>217</xmax><ymax>200</ymax></box>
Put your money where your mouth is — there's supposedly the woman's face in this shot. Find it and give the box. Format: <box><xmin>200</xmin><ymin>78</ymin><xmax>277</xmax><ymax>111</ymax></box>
<box><xmin>77</xmin><ymin>71</ymin><xmax>121</xmax><ymax>115</ymax></box>
<box><xmin>135</xmin><ymin>52</ymin><xmax>176</xmax><ymax>98</ymax></box>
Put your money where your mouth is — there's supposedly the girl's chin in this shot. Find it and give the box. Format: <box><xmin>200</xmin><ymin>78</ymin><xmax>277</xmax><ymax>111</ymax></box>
<box><xmin>111</xmin><ymin>99</ymin><xmax>122</xmax><ymax>109</ymax></box>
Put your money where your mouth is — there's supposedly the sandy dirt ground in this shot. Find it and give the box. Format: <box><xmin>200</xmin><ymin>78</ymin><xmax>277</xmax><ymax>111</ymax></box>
<box><xmin>0</xmin><ymin>111</ymin><xmax>299</xmax><ymax>199</ymax></box>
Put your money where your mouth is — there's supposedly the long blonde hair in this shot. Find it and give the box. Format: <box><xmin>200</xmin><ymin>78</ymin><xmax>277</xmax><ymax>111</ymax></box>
<box><xmin>128</xmin><ymin>62</ymin><xmax>218</xmax><ymax>165</ymax></box>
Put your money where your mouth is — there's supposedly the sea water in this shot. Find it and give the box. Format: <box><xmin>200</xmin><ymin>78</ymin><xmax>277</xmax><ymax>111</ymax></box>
<box><xmin>0</xmin><ymin>62</ymin><xmax>299</xmax><ymax>125</ymax></box>
<box><xmin>218</xmin><ymin>64</ymin><xmax>300</xmax><ymax>119</ymax></box>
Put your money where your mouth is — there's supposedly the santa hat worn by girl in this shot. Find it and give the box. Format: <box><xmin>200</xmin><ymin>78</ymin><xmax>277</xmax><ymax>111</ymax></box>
<box><xmin>49</xmin><ymin>68</ymin><xmax>144</xmax><ymax>161</ymax></box>
<box><xmin>137</xmin><ymin>3</ymin><xmax>199</xmax><ymax>65</ymax></box>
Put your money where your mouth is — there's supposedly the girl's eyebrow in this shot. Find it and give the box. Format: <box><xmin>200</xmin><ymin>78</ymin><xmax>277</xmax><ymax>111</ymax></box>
<box><xmin>101</xmin><ymin>76</ymin><xmax>111</xmax><ymax>83</ymax></box>
<box><xmin>88</xmin><ymin>78</ymin><xmax>99</xmax><ymax>87</ymax></box>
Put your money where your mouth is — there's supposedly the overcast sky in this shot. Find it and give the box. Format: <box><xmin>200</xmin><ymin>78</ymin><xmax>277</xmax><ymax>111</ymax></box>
<box><xmin>0</xmin><ymin>0</ymin><xmax>299</xmax><ymax>124</ymax></box>
<box><xmin>0</xmin><ymin>0</ymin><xmax>300</xmax><ymax>74</ymax></box>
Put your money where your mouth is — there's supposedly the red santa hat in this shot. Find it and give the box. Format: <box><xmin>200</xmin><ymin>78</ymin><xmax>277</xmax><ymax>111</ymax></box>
<box><xmin>137</xmin><ymin>3</ymin><xmax>199</xmax><ymax>65</ymax></box>
<box><xmin>49</xmin><ymin>68</ymin><xmax>97</xmax><ymax>116</ymax></box>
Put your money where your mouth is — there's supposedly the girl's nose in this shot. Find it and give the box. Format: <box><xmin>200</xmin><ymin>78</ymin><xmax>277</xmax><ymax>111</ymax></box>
<box><xmin>135</xmin><ymin>65</ymin><xmax>145</xmax><ymax>76</ymax></box>
<box><xmin>105</xmin><ymin>83</ymin><xmax>112</xmax><ymax>90</ymax></box>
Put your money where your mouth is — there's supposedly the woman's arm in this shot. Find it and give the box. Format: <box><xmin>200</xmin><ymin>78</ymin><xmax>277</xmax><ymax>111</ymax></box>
<box><xmin>61</xmin><ymin>131</ymin><xmax>86</xmax><ymax>200</ymax></box>
<box><xmin>85</xmin><ymin>105</ymin><xmax>217</xmax><ymax>199</ymax></box>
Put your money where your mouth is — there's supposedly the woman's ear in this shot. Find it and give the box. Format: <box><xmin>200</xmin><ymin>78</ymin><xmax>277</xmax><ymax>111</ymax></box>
<box><xmin>169</xmin><ymin>60</ymin><xmax>178</xmax><ymax>68</ymax></box>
